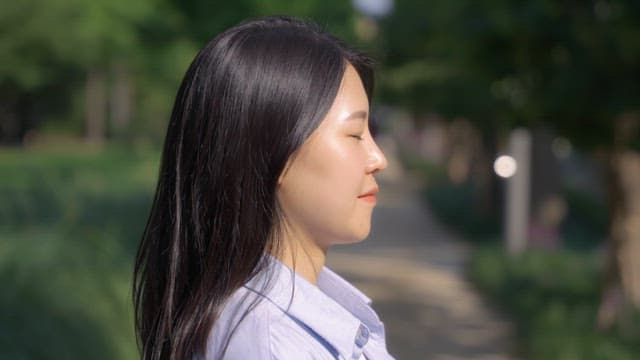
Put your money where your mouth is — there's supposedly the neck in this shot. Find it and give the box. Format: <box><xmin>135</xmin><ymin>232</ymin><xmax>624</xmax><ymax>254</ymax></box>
<box><xmin>277</xmin><ymin>230</ymin><xmax>327</xmax><ymax>285</ymax></box>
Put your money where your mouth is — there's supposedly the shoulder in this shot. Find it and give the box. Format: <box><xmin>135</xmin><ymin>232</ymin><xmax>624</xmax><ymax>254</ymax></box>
<box><xmin>204</xmin><ymin>286</ymin><xmax>272</xmax><ymax>359</ymax></box>
<box><xmin>204</xmin><ymin>286</ymin><xmax>319</xmax><ymax>360</ymax></box>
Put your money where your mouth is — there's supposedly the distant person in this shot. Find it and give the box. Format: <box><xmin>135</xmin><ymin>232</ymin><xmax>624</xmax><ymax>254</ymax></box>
<box><xmin>133</xmin><ymin>16</ymin><xmax>392</xmax><ymax>359</ymax></box>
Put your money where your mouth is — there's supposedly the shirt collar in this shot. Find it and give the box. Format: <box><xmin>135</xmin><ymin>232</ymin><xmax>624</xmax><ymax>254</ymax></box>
<box><xmin>245</xmin><ymin>256</ymin><xmax>381</xmax><ymax>358</ymax></box>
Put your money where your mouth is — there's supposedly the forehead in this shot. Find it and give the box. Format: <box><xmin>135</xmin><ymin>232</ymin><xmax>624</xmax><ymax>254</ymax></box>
<box><xmin>322</xmin><ymin>64</ymin><xmax>369</xmax><ymax>125</ymax></box>
<box><xmin>296</xmin><ymin>65</ymin><xmax>369</xmax><ymax>151</ymax></box>
<box><xmin>304</xmin><ymin>65</ymin><xmax>369</xmax><ymax>138</ymax></box>
<box><xmin>284</xmin><ymin>65</ymin><xmax>369</xmax><ymax>166</ymax></box>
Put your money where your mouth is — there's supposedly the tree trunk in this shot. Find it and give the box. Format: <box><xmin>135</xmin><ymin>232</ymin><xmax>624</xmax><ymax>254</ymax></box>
<box><xmin>597</xmin><ymin>115</ymin><xmax>640</xmax><ymax>329</ymax></box>
<box><xmin>85</xmin><ymin>69</ymin><xmax>107</xmax><ymax>143</ymax></box>
<box><xmin>598</xmin><ymin>149</ymin><xmax>627</xmax><ymax>330</ymax></box>
<box><xmin>0</xmin><ymin>92</ymin><xmax>21</xmax><ymax>144</ymax></box>
<box><xmin>0</xmin><ymin>90</ymin><xmax>33</xmax><ymax>145</ymax></box>
<box><xmin>613</xmin><ymin>152</ymin><xmax>640</xmax><ymax>307</ymax></box>
<box><xmin>474</xmin><ymin>130</ymin><xmax>500</xmax><ymax>216</ymax></box>
<box><xmin>529</xmin><ymin>126</ymin><xmax>565</xmax><ymax>249</ymax></box>
<box><xmin>446</xmin><ymin>118</ymin><xmax>478</xmax><ymax>185</ymax></box>
<box><xmin>110</xmin><ymin>61</ymin><xmax>134</xmax><ymax>138</ymax></box>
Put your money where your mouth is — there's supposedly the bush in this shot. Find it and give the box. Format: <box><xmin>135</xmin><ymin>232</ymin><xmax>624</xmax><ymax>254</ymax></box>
<box><xmin>416</xmin><ymin>158</ymin><xmax>639</xmax><ymax>359</ymax></box>
<box><xmin>424</xmin><ymin>179</ymin><xmax>501</xmax><ymax>242</ymax></box>
<box><xmin>470</xmin><ymin>245</ymin><xmax>640</xmax><ymax>360</ymax></box>
<box><xmin>0</xmin><ymin>146</ymin><xmax>158</xmax><ymax>359</ymax></box>
<box><xmin>562</xmin><ymin>187</ymin><xmax>609</xmax><ymax>250</ymax></box>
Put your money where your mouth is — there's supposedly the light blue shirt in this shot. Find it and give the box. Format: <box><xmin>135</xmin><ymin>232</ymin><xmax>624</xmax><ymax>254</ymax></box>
<box><xmin>205</xmin><ymin>257</ymin><xmax>395</xmax><ymax>359</ymax></box>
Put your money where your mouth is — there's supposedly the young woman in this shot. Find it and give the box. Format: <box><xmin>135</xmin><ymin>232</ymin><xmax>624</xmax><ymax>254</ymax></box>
<box><xmin>133</xmin><ymin>16</ymin><xmax>393</xmax><ymax>360</ymax></box>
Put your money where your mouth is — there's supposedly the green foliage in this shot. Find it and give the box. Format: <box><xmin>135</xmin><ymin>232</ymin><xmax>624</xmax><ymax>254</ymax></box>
<box><xmin>0</xmin><ymin>0</ymin><xmax>364</xmax><ymax>143</ymax></box>
<box><xmin>168</xmin><ymin>0</ymin><xmax>360</xmax><ymax>48</ymax></box>
<box><xmin>470</xmin><ymin>245</ymin><xmax>640</xmax><ymax>359</ymax></box>
<box><xmin>0</xmin><ymin>0</ymin><xmax>154</xmax><ymax>89</ymax></box>
<box><xmin>424</xmin><ymin>179</ymin><xmax>501</xmax><ymax>242</ymax></box>
<box><xmin>421</xmin><ymin>157</ymin><xmax>636</xmax><ymax>357</ymax></box>
<box><xmin>0</xmin><ymin>0</ymin><xmax>186</xmax><ymax>143</ymax></box>
<box><xmin>398</xmin><ymin>152</ymin><xmax>447</xmax><ymax>181</ymax></box>
<box><xmin>0</xmin><ymin>228</ymin><xmax>137</xmax><ymax>359</ymax></box>
<box><xmin>377</xmin><ymin>0</ymin><xmax>640</xmax><ymax>148</ymax></box>
<box><xmin>562</xmin><ymin>187</ymin><xmax>609</xmax><ymax>250</ymax></box>
<box><xmin>0</xmin><ymin>147</ymin><xmax>159</xmax><ymax>359</ymax></box>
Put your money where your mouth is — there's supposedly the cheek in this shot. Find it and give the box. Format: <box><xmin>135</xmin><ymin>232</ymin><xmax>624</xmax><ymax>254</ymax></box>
<box><xmin>316</xmin><ymin>138</ymin><xmax>367</xmax><ymax>177</ymax></box>
<box><xmin>277</xmin><ymin>139</ymin><xmax>375</xmax><ymax>245</ymax></box>
<box><xmin>294</xmin><ymin>153</ymin><xmax>358</xmax><ymax>202</ymax></box>
<box><xmin>278</xmin><ymin>140</ymin><xmax>364</xmax><ymax>213</ymax></box>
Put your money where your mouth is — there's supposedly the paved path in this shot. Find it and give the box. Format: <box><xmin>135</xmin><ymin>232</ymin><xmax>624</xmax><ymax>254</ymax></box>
<box><xmin>326</xmin><ymin>138</ymin><xmax>519</xmax><ymax>360</ymax></box>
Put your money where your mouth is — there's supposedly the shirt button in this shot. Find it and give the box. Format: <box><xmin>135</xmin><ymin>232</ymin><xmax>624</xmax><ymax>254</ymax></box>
<box><xmin>355</xmin><ymin>324</ymin><xmax>370</xmax><ymax>347</ymax></box>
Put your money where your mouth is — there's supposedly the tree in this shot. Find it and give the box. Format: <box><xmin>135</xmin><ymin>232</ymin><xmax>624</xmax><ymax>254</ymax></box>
<box><xmin>168</xmin><ymin>0</ymin><xmax>360</xmax><ymax>46</ymax></box>
<box><xmin>377</xmin><ymin>0</ymin><xmax>640</xmax><ymax>323</ymax></box>
<box><xmin>0</xmin><ymin>0</ymin><xmax>158</xmax><ymax>144</ymax></box>
<box><xmin>0</xmin><ymin>0</ymin><xmax>363</xmax><ymax>145</ymax></box>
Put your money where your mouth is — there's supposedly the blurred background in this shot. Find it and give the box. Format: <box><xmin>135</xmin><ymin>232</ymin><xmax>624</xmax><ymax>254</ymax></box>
<box><xmin>1</xmin><ymin>0</ymin><xmax>639</xmax><ymax>359</ymax></box>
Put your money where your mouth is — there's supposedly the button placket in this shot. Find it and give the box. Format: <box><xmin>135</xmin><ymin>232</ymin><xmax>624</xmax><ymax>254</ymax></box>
<box><xmin>356</xmin><ymin>324</ymin><xmax>370</xmax><ymax>346</ymax></box>
<box><xmin>351</xmin><ymin>324</ymin><xmax>370</xmax><ymax>359</ymax></box>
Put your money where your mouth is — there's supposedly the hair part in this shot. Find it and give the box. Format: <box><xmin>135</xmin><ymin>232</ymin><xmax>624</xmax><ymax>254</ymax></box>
<box><xmin>133</xmin><ymin>15</ymin><xmax>374</xmax><ymax>360</ymax></box>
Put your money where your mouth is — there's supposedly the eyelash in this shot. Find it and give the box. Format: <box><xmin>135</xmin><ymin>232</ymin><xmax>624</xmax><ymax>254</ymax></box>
<box><xmin>350</xmin><ymin>135</ymin><xmax>364</xmax><ymax>141</ymax></box>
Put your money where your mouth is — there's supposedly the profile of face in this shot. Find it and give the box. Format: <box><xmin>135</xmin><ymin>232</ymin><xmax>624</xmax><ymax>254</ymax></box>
<box><xmin>277</xmin><ymin>64</ymin><xmax>388</xmax><ymax>252</ymax></box>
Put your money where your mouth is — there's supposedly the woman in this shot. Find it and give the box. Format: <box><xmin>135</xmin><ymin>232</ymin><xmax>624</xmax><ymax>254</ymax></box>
<box><xmin>133</xmin><ymin>16</ymin><xmax>393</xmax><ymax>360</ymax></box>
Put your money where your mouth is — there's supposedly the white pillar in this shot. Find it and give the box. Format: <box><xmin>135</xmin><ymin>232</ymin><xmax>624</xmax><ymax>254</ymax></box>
<box><xmin>505</xmin><ymin>128</ymin><xmax>531</xmax><ymax>255</ymax></box>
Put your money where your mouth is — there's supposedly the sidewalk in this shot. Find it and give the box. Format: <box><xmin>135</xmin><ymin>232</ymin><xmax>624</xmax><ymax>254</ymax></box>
<box><xmin>326</xmin><ymin>137</ymin><xmax>519</xmax><ymax>360</ymax></box>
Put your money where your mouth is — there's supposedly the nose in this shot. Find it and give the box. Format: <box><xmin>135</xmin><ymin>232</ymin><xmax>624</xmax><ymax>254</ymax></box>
<box><xmin>366</xmin><ymin>137</ymin><xmax>388</xmax><ymax>174</ymax></box>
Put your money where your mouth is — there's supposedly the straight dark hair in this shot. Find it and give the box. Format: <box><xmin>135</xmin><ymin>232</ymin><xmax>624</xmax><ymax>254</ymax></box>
<box><xmin>133</xmin><ymin>16</ymin><xmax>374</xmax><ymax>360</ymax></box>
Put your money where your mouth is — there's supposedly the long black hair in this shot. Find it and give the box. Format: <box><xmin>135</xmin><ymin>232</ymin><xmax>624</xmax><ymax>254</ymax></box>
<box><xmin>133</xmin><ymin>16</ymin><xmax>374</xmax><ymax>360</ymax></box>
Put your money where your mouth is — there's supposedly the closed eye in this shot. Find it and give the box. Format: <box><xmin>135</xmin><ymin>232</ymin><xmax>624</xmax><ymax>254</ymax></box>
<box><xmin>350</xmin><ymin>135</ymin><xmax>364</xmax><ymax>141</ymax></box>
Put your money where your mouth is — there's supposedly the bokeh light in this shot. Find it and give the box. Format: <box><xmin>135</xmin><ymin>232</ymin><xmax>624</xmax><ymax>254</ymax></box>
<box><xmin>494</xmin><ymin>155</ymin><xmax>518</xmax><ymax>178</ymax></box>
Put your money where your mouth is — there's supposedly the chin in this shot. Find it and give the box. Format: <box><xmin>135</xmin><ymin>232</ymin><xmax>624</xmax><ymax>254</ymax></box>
<box><xmin>341</xmin><ymin>228</ymin><xmax>372</xmax><ymax>245</ymax></box>
<box><xmin>324</xmin><ymin>223</ymin><xmax>372</xmax><ymax>248</ymax></box>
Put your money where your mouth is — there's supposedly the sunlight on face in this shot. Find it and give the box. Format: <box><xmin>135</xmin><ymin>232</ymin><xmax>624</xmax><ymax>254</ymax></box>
<box><xmin>277</xmin><ymin>64</ymin><xmax>388</xmax><ymax>253</ymax></box>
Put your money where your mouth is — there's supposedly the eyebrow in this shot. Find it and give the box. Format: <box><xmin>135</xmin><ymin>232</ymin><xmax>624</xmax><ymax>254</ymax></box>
<box><xmin>343</xmin><ymin>110</ymin><xmax>368</xmax><ymax>122</ymax></box>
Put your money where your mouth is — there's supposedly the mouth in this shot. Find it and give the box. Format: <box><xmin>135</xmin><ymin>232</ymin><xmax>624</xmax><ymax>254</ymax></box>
<box><xmin>358</xmin><ymin>186</ymin><xmax>379</xmax><ymax>204</ymax></box>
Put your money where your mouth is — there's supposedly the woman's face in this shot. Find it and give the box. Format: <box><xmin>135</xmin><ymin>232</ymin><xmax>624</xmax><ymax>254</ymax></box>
<box><xmin>277</xmin><ymin>64</ymin><xmax>388</xmax><ymax>251</ymax></box>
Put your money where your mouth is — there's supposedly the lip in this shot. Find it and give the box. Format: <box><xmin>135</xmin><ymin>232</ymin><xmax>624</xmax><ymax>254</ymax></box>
<box><xmin>358</xmin><ymin>186</ymin><xmax>379</xmax><ymax>204</ymax></box>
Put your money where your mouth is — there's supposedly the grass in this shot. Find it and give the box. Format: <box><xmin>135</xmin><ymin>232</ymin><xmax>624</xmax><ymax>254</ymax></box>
<box><xmin>0</xmin><ymin>145</ymin><xmax>159</xmax><ymax>359</ymax></box>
